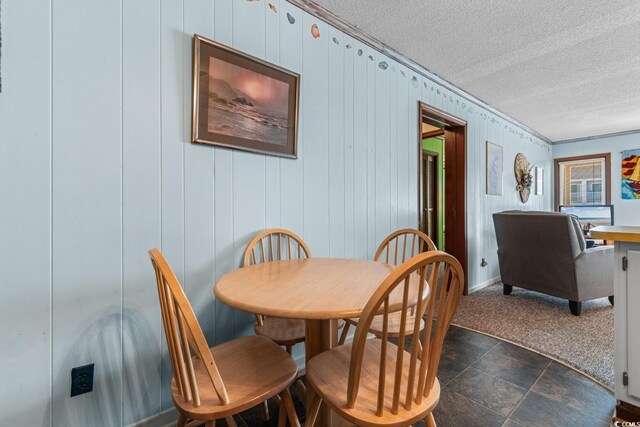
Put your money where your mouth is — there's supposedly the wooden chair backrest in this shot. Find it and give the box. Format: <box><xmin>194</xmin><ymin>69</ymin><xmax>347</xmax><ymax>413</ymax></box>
<box><xmin>243</xmin><ymin>229</ymin><xmax>311</xmax><ymax>326</ymax></box>
<box><xmin>243</xmin><ymin>228</ymin><xmax>311</xmax><ymax>267</ymax></box>
<box><xmin>347</xmin><ymin>251</ymin><xmax>464</xmax><ymax>416</ymax></box>
<box><xmin>149</xmin><ymin>249</ymin><xmax>229</xmax><ymax>408</ymax></box>
<box><xmin>374</xmin><ymin>229</ymin><xmax>436</xmax><ymax>265</ymax></box>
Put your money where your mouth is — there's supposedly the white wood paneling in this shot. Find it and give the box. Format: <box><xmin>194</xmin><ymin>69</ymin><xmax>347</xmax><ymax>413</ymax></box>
<box><xmin>278</xmin><ymin>3</ymin><xmax>304</xmax><ymax>236</ymax></box>
<box><xmin>159</xmin><ymin>0</ymin><xmax>184</xmax><ymax>410</ymax></box>
<box><xmin>0</xmin><ymin>1</ymin><xmax>51</xmax><ymax>426</ymax></box>
<box><xmin>328</xmin><ymin>27</ymin><xmax>345</xmax><ymax>258</ymax></box>
<box><xmin>352</xmin><ymin>40</ymin><xmax>369</xmax><ymax>260</ymax></box>
<box><xmin>365</xmin><ymin>46</ymin><xmax>377</xmax><ymax>259</ymax></box>
<box><xmin>212</xmin><ymin>0</ymin><xmax>235</xmax><ymax>346</ymax></box>
<box><xmin>279</xmin><ymin>1</ymin><xmax>307</xmax><ymax>365</ymax></box>
<box><xmin>265</xmin><ymin>0</ymin><xmax>282</xmax><ymax>230</ymax></box>
<box><xmin>396</xmin><ymin>65</ymin><xmax>410</xmax><ymax>229</ymax></box>
<box><xmin>122</xmin><ymin>0</ymin><xmax>162</xmax><ymax>423</ymax></box>
<box><xmin>343</xmin><ymin>35</ymin><xmax>356</xmax><ymax>258</ymax></box>
<box><xmin>374</xmin><ymin>51</ymin><xmax>391</xmax><ymax>248</ymax></box>
<box><xmin>389</xmin><ymin>61</ymin><xmax>399</xmax><ymax>233</ymax></box>
<box><xmin>184</xmin><ymin>0</ymin><xmax>215</xmax><ymax>347</ymax></box>
<box><xmin>52</xmin><ymin>1</ymin><xmax>122</xmax><ymax>425</ymax></box>
<box><xmin>302</xmin><ymin>13</ymin><xmax>330</xmax><ymax>257</ymax></box>
<box><xmin>232</xmin><ymin>0</ymin><xmax>267</xmax><ymax>338</ymax></box>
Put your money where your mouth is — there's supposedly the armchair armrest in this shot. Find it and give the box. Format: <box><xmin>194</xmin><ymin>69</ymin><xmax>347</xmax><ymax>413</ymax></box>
<box><xmin>574</xmin><ymin>246</ymin><xmax>614</xmax><ymax>301</ymax></box>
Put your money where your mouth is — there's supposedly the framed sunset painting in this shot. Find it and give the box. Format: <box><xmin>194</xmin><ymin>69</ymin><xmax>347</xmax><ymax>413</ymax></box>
<box><xmin>192</xmin><ymin>34</ymin><xmax>299</xmax><ymax>158</ymax></box>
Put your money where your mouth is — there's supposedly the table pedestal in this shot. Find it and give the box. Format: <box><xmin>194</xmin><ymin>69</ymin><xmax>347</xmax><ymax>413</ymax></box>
<box><xmin>305</xmin><ymin>319</ymin><xmax>340</xmax><ymax>427</ymax></box>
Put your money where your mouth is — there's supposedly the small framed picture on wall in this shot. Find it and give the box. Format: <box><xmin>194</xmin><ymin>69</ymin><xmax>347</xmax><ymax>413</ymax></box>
<box><xmin>486</xmin><ymin>141</ymin><xmax>503</xmax><ymax>195</ymax></box>
<box><xmin>535</xmin><ymin>167</ymin><xmax>544</xmax><ymax>195</ymax></box>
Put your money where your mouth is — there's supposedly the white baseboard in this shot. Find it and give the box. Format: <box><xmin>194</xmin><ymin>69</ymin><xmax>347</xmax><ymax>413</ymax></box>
<box><xmin>468</xmin><ymin>276</ymin><xmax>501</xmax><ymax>294</ymax></box>
<box><xmin>128</xmin><ymin>408</ymin><xmax>179</xmax><ymax>427</ymax></box>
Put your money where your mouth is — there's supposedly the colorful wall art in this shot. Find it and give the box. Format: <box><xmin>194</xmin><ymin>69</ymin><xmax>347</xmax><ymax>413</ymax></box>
<box><xmin>622</xmin><ymin>149</ymin><xmax>640</xmax><ymax>199</ymax></box>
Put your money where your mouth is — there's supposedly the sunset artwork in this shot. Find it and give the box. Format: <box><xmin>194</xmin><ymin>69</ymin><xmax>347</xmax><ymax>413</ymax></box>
<box><xmin>622</xmin><ymin>149</ymin><xmax>640</xmax><ymax>199</ymax></box>
<box><xmin>207</xmin><ymin>58</ymin><xmax>289</xmax><ymax>146</ymax></box>
<box><xmin>192</xmin><ymin>35</ymin><xmax>299</xmax><ymax>158</ymax></box>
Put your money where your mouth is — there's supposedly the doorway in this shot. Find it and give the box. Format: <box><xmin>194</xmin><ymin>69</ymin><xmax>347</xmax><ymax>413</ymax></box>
<box><xmin>421</xmin><ymin>145</ymin><xmax>442</xmax><ymax>249</ymax></box>
<box><xmin>418</xmin><ymin>102</ymin><xmax>468</xmax><ymax>293</ymax></box>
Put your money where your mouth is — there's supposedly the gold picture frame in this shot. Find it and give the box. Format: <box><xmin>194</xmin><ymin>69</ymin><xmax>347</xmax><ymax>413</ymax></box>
<box><xmin>191</xmin><ymin>34</ymin><xmax>300</xmax><ymax>158</ymax></box>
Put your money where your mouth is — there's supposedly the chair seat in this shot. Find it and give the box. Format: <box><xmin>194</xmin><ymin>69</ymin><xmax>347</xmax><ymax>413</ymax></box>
<box><xmin>255</xmin><ymin>316</ymin><xmax>306</xmax><ymax>346</ymax></box>
<box><xmin>346</xmin><ymin>311</ymin><xmax>426</xmax><ymax>338</ymax></box>
<box><xmin>307</xmin><ymin>339</ymin><xmax>440</xmax><ymax>427</ymax></box>
<box><xmin>171</xmin><ymin>335</ymin><xmax>297</xmax><ymax>420</ymax></box>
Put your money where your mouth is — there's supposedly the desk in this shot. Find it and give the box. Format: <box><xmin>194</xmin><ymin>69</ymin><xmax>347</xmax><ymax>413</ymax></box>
<box><xmin>590</xmin><ymin>226</ymin><xmax>640</xmax><ymax>422</ymax></box>
<box><xmin>215</xmin><ymin>258</ymin><xmax>427</xmax><ymax>426</ymax></box>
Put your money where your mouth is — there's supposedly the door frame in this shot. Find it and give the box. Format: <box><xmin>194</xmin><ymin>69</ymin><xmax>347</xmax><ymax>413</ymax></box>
<box><xmin>418</xmin><ymin>102</ymin><xmax>468</xmax><ymax>293</ymax></box>
<box><xmin>422</xmin><ymin>149</ymin><xmax>440</xmax><ymax>249</ymax></box>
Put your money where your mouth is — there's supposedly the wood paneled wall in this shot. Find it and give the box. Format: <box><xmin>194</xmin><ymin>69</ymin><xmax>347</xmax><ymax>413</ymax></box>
<box><xmin>0</xmin><ymin>0</ymin><xmax>551</xmax><ymax>425</ymax></box>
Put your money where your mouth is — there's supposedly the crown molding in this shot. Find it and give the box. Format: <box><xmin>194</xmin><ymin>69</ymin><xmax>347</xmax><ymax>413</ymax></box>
<box><xmin>553</xmin><ymin>128</ymin><xmax>640</xmax><ymax>145</ymax></box>
<box><xmin>285</xmin><ymin>0</ymin><xmax>552</xmax><ymax>145</ymax></box>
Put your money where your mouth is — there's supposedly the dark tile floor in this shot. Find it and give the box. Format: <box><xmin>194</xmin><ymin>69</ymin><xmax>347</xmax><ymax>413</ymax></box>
<box><xmin>224</xmin><ymin>326</ymin><xmax>616</xmax><ymax>426</ymax></box>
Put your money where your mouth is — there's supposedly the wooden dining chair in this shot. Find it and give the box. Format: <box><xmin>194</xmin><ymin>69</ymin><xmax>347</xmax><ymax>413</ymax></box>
<box><xmin>149</xmin><ymin>249</ymin><xmax>301</xmax><ymax>427</ymax></box>
<box><xmin>305</xmin><ymin>251</ymin><xmax>464</xmax><ymax>427</ymax></box>
<box><xmin>243</xmin><ymin>228</ymin><xmax>312</xmax><ymax>355</ymax></box>
<box><xmin>243</xmin><ymin>228</ymin><xmax>312</xmax><ymax>419</ymax></box>
<box><xmin>339</xmin><ymin>229</ymin><xmax>437</xmax><ymax>346</ymax></box>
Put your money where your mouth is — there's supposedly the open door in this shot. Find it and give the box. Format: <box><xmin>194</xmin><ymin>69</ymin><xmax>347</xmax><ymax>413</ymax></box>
<box><xmin>419</xmin><ymin>102</ymin><xmax>468</xmax><ymax>293</ymax></box>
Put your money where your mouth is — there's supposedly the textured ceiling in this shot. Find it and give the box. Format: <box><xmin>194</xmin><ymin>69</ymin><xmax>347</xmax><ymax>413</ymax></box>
<box><xmin>311</xmin><ymin>0</ymin><xmax>640</xmax><ymax>142</ymax></box>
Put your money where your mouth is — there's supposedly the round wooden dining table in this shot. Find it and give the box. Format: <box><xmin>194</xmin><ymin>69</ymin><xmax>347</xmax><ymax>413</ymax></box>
<box><xmin>215</xmin><ymin>258</ymin><xmax>427</xmax><ymax>427</ymax></box>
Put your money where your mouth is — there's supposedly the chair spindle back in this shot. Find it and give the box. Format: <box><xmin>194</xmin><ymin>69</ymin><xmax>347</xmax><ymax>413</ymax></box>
<box><xmin>243</xmin><ymin>228</ymin><xmax>311</xmax><ymax>267</ymax></box>
<box><xmin>149</xmin><ymin>249</ymin><xmax>230</xmax><ymax>408</ymax></box>
<box><xmin>347</xmin><ymin>251</ymin><xmax>464</xmax><ymax>416</ymax></box>
<box><xmin>243</xmin><ymin>229</ymin><xmax>311</xmax><ymax>327</ymax></box>
<box><xmin>374</xmin><ymin>229</ymin><xmax>436</xmax><ymax>266</ymax></box>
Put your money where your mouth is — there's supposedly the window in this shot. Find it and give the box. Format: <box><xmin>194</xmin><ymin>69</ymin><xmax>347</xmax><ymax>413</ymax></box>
<box><xmin>570</xmin><ymin>182</ymin><xmax>582</xmax><ymax>204</ymax></box>
<box><xmin>554</xmin><ymin>154</ymin><xmax>610</xmax><ymax>208</ymax></box>
<box><xmin>586</xmin><ymin>180</ymin><xmax>602</xmax><ymax>203</ymax></box>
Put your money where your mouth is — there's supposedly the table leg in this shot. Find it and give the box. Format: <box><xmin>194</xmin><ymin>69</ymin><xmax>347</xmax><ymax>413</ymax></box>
<box><xmin>305</xmin><ymin>319</ymin><xmax>339</xmax><ymax>427</ymax></box>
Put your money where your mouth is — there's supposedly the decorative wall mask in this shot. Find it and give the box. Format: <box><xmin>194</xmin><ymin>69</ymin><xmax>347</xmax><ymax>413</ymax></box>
<box><xmin>514</xmin><ymin>153</ymin><xmax>533</xmax><ymax>203</ymax></box>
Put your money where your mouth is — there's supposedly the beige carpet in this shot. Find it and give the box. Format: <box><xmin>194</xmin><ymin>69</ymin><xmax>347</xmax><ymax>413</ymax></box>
<box><xmin>452</xmin><ymin>283</ymin><xmax>614</xmax><ymax>389</ymax></box>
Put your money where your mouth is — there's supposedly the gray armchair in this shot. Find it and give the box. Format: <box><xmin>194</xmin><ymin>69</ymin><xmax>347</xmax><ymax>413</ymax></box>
<box><xmin>492</xmin><ymin>210</ymin><xmax>614</xmax><ymax>316</ymax></box>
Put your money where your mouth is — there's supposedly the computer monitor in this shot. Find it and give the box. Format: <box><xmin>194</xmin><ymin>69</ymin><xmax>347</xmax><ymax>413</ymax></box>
<box><xmin>558</xmin><ymin>205</ymin><xmax>614</xmax><ymax>232</ymax></box>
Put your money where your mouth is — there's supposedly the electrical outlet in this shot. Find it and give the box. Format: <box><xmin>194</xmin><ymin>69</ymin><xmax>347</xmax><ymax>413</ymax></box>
<box><xmin>70</xmin><ymin>364</ymin><xmax>94</xmax><ymax>397</ymax></box>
